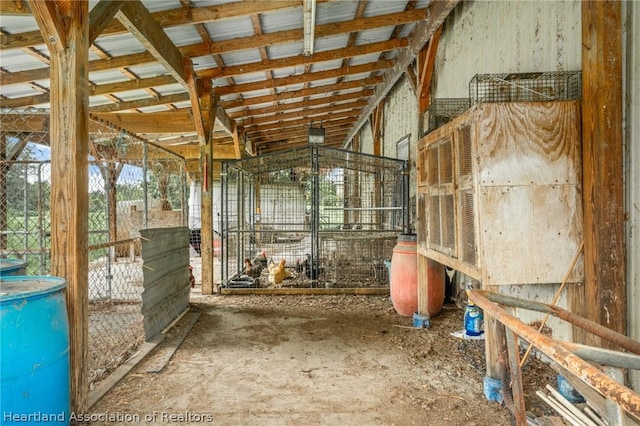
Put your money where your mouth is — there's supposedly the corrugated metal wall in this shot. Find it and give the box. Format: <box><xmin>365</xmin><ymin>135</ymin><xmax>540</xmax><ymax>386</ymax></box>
<box><xmin>433</xmin><ymin>0</ymin><xmax>581</xmax><ymax>98</ymax></box>
<box><xmin>140</xmin><ymin>227</ymin><xmax>191</xmax><ymax>340</ymax></box>
<box><xmin>624</xmin><ymin>0</ymin><xmax>639</xmax><ymax>393</ymax></box>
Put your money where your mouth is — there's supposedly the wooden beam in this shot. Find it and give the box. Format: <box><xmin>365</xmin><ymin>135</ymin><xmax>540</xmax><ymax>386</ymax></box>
<box><xmin>213</xmin><ymin>61</ymin><xmax>392</xmax><ymax>97</ymax></box>
<box><xmin>245</xmin><ymin>110</ymin><xmax>360</xmax><ymax>134</ymax></box>
<box><xmin>0</xmin><ymin>0</ymin><xmax>30</xmax><ymax>15</ymax></box>
<box><xmin>116</xmin><ymin>1</ymin><xmax>188</xmax><ymax>86</ymax></box>
<box><xmin>240</xmin><ymin>100</ymin><xmax>366</xmax><ymax>127</ymax></box>
<box><xmin>417</xmin><ymin>26</ymin><xmax>442</xmax><ymax>113</ymax></box>
<box><xmin>199</xmin><ymin>39</ymin><xmax>408</xmax><ymax>79</ymax></box>
<box><xmin>228</xmin><ymin>89</ymin><xmax>374</xmax><ymax>120</ymax></box>
<box><xmin>223</xmin><ymin>77</ymin><xmax>381</xmax><ymax>109</ymax></box>
<box><xmin>28</xmin><ymin>0</ymin><xmax>66</xmax><ymax>52</ymax></box>
<box><xmin>89</xmin><ymin>0</ymin><xmax>125</xmax><ymax>44</ymax></box>
<box><xmin>371</xmin><ymin>99</ymin><xmax>384</xmax><ymax>156</ymax></box>
<box><xmin>165</xmin><ymin>143</ymin><xmax>237</xmax><ymax>160</ymax></box>
<box><xmin>28</xmin><ymin>0</ymin><xmax>90</xmax><ymax>413</ymax></box>
<box><xmin>92</xmin><ymin>111</ymin><xmax>195</xmax><ymax>133</ymax></box>
<box><xmin>89</xmin><ymin>93</ymin><xmax>190</xmax><ymax>114</ymax></box>
<box><xmin>185</xmin><ymin>61</ymin><xmax>210</xmax><ymax>145</ymax></box>
<box><xmin>404</xmin><ymin>64</ymin><xmax>418</xmax><ymax>95</ymax></box>
<box><xmin>582</xmin><ymin>0</ymin><xmax>625</xmax><ymax>347</ymax></box>
<box><xmin>345</xmin><ymin>0</ymin><xmax>460</xmax><ymax>144</ymax></box>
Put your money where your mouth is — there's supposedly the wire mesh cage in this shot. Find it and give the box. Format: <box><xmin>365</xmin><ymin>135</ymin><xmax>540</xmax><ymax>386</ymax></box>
<box><xmin>421</xmin><ymin>98</ymin><xmax>471</xmax><ymax>136</ymax></box>
<box><xmin>469</xmin><ymin>70</ymin><xmax>582</xmax><ymax>104</ymax></box>
<box><xmin>221</xmin><ymin>146</ymin><xmax>408</xmax><ymax>290</ymax></box>
<box><xmin>1</xmin><ymin>109</ymin><xmax>187</xmax><ymax>386</ymax></box>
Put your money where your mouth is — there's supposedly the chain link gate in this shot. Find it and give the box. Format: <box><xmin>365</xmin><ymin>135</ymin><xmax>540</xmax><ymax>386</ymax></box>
<box><xmin>1</xmin><ymin>110</ymin><xmax>187</xmax><ymax>386</ymax></box>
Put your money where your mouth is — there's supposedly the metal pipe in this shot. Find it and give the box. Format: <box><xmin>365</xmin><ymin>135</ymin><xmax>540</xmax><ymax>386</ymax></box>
<box><xmin>469</xmin><ymin>290</ymin><xmax>640</xmax><ymax>417</ymax></box>
<box><xmin>477</xmin><ymin>291</ymin><xmax>640</xmax><ymax>355</ymax></box>
<box><xmin>560</xmin><ymin>342</ymin><xmax>640</xmax><ymax>370</ymax></box>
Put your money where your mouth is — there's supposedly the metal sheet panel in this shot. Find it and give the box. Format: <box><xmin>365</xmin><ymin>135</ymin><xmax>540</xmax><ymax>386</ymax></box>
<box><xmin>433</xmin><ymin>0</ymin><xmax>581</xmax><ymax>98</ymax></box>
<box><xmin>140</xmin><ymin>227</ymin><xmax>191</xmax><ymax>340</ymax></box>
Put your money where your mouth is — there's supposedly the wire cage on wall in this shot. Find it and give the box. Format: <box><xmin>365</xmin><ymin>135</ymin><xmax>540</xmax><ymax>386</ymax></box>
<box><xmin>221</xmin><ymin>146</ymin><xmax>408</xmax><ymax>291</ymax></box>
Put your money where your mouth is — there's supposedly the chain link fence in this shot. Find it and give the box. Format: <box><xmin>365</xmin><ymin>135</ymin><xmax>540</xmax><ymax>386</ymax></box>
<box><xmin>1</xmin><ymin>110</ymin><xmax>187</xmax><ymax>387</ymax></box>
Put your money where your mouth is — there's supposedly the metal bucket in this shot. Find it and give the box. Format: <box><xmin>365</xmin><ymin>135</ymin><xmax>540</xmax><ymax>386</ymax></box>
<box><xmin>0</xmin><ymin>258</ymin><xmax>28</xmax><ymax>276</ymax></box>
<box><xmin>0</xmin><ymin>276</ymin><xmax>70</xmax><ymax>422</ymax></box>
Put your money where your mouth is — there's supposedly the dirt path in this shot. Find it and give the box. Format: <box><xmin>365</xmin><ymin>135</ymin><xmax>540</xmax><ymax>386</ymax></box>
<box><xmin>89</xmin><ymin>295</ymin><xmax>555</xmax><ymax>425</ymax></box>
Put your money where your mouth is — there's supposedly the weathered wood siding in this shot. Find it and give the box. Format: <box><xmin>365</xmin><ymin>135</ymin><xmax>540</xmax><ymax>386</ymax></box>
<box><xmin>140</xmin><ymin>227</ymin><xmax>191</xmax><ymax>340</ymax></box>
<box><xmin>433</xmin><ymin>0</ymin><xmax>581</xmax><ymax>98</ymax></box>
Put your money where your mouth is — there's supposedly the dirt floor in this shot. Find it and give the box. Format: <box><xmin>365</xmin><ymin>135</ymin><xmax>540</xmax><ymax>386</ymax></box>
<box><xmin>88</xmin><ymin>292</ymin><xmax>560</xmax><ymax>425</ymax></box>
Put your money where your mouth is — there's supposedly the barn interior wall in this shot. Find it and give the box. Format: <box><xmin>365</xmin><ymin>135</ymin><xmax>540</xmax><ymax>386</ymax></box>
<box><xmin>382</xmin><ymin>76</ymin><xmax>418</xmax><ymax>233</ymax></box>
<box><xmin>359</xmin><ymin>119</ymin><xmax>374</xmax><ymax>155</ymax></box>
<box><xmin>427</xmin><ymin>0</ymin><xmax>583</xmax><ymax>343</ymax></box>
<box><xmin>433</xmin><ymin>0</ymin><xmax>581</xmax><ymax>98</ymax></box>
<box><xmin>624</xmin><ymin>0</ymin><xmax>640</xmax><ymax>392</ymax></box>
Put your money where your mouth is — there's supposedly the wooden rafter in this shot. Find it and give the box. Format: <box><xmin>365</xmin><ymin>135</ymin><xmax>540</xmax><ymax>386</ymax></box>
<box><xmin>116</xmin><ymin>1</ymin><xmax>188</xmax><ymax>86</ymax></box>
<box><xmin>89</xmin><ymin>0</ymin><xmax>125</xmax><ymax>44</ymax></box>
<box><xmin>417</xmin><ymin>26</ymin><xmax>442</xmax><ymax>113</ymax></box>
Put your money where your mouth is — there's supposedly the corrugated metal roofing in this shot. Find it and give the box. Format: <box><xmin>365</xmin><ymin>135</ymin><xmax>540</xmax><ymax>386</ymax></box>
<box><xmin>0</xmin><ymin>0</ymin><xmax>449</xmax><ymax>157</ymax></box>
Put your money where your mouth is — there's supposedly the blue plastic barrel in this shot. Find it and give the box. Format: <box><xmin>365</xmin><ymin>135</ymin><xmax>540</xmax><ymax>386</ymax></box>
<box><xmin>1</xmin><ymin>276</ymin><xmax>70</xmax><ymax>423</ymax></box>
<box><xmin>0</xmin><ymin>258</ymin><xmax>28</xmax><ymax>276</ymax></box>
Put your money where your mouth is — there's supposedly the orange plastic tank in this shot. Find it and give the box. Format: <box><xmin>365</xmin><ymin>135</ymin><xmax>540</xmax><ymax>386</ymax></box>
<box><xmin>390</xmin><ymin>234</ymin><xmax>445</xmax><ymax>317</ymax></box>
<box><xmin>390</xmin><ymin>234</ymin><xmax>419</xmax><ymax>317</ymax></box>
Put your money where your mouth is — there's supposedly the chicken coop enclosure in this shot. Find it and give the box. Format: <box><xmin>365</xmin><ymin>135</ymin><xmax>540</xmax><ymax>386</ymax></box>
<box><xmin>221</xmin><ymin>146</ymin><xmax>408</xmax><ymax>291</ymax></box>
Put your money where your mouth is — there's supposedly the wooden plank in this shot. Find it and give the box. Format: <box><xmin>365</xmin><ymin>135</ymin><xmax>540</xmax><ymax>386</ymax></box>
<box><xmin>479</xmin><ymin>185</ymin><xmax>583</xmax><ymax>286</ymax></box>
<box><xmin>89</xmin><ymin>93</ymin><xmax>190</xmax><ymax>114</ymax></box>
<box><xmin>92</xmin><ymin>111</ymin><xmax>195</xmax><ymax>133</ymax></box>
<box><xmin>474</xmin><ymin>102</ymin><xmax>582</xmax><ymax>186</ymax></box>
<box><xmin>27</xmin><ymin>0</ymin><xmax>90</xmax><ymax>413</ymax></box>
<box><xmin>505</xmin><ymin>329</ymin><xmax>527</xmax><ymax>425</ymax></box>
<box><xmin>88</xmin><ymin>333</ymin><xmax>165</xmax><ymax>408</ymax></box>
<box><xmin>145</xmin><ymin>311</ymin><xmax>201</xmax><ymax>373</ymax></box>
<box><xmin>581</xmin><ymin>0</ymin><xmax>626</xmax><ymax>348</ymax></box>
<box><xmin>221</xmin><ymin>287</ymin><xmax>390</xmax><ymax>296</ymax></box>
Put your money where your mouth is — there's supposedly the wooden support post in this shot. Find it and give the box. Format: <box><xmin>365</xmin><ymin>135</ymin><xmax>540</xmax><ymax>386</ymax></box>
<box><xmin>505</xmin><ymin>328</ymin><xmax>527</xmax><ymax>425</ymax></box>
<box><xmin>582</xmin><ymin>0</ymin><xmax>625</xmax><ymax>347</ymax></box>
<box><xmin>201</xmin><ymin>140</ymin><xmax>214</xmax><ymax>294</ymax></box>
<box><xmin>186</xmin><ymin>64</ymin><xmax>216</xmax><ymax>295</ymax></box>
<box><xmin>417</xmin><ymin>256</ymin><xmax>444</xmax><ymax>319</ymax></box>
<box><xmin>483</xmin><ymin>285</ymin><xmax>502</xmax><ymax>385</ymax></box>
<box><xmin>28</xmin><ymin>0</ymin><xmax>90</xmax><ymax>413</ymax></box>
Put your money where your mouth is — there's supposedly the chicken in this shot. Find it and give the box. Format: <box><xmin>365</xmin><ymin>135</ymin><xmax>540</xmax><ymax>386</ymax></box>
<box><xmin>302</xmin><ymin>254</ymin><xmax>323</xmax><ymax>280</ymax></box>
<box><xmin>268</xmin><ymin>259</ymin><xmax>287</xmax><ymax>286</ymax></box>
<box><xmin>252</xmin><ymin>250</ymin><xmax>268</xmax><ymax>269</ymax></box>
<box><xmin>244</xmin><ymin>258</ymin><xmax>261</xmax><ymax>278</ymax></box>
